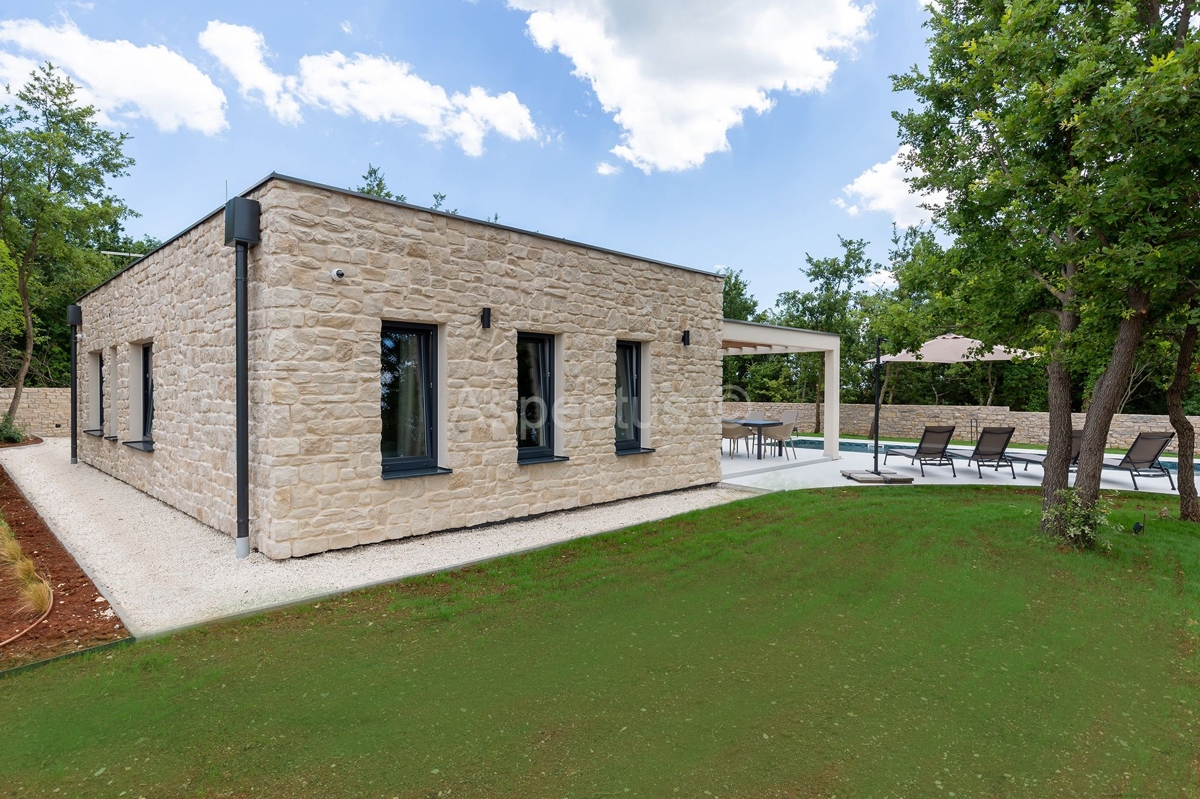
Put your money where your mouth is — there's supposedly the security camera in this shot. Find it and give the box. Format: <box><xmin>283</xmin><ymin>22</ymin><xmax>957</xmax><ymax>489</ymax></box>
<box><xmin>331</xmin><ymin>268</ymin><xmax>346</xmax><ymax>281</ymax></box>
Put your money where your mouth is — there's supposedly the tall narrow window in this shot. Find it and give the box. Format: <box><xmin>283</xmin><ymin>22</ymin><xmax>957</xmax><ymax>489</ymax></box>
<box><xmin>615</xmin><ymin>340</ymin><xmax>641</xmax><ymax>452</ymax></box>
<box><xmin>381</xmin><ymin>322</ymin><xmax>437</xmax><ymax>476</ymax></box>
<box><xmin>141</xmin><ymin>343</ymin><xmax>154</xmax><ymax>441</ymax></box>
<box><xmin>517</xmin><ymin>333</ymin><xmax>554</xmax><ymax>463</ymax></box>
<box><xmin>98</xmin><ymin>352</ymin><xmax>105</xmax><ymax>432</ymax></box>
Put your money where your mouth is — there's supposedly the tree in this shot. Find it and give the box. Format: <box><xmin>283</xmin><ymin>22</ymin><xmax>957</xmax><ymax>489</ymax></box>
<box><xmin>893</xmin><ymin>0</ymin><xmax>1200</xmax><ymax>536</ymax></box>
<box><xmin>355</xmin><ymin>164</ymin><xmax>405</xmax><ymax>202</ymax></box>
<box><xmin>1164</xmin><ymin>305</ymin><xmax>1200</xmax><ymax>521</ymax></box>
<box><xmin>768</xmin><ymin>237</ymin><xmax>880</xmax><ymax>431</ymax></box>
<box><xmin>719</xmin><ymin>267</ymin><xmax>759</xmax><ymax>398</ymax></box>
<box><xmin>0</xmin><ymin>64</ymin><xmax>134</xmax><ymax>419</ymax></box>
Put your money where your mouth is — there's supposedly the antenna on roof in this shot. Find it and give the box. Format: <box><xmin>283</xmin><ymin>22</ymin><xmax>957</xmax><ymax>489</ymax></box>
<box><xmin>225</xmin><ymin>180</ymin><xmax>228</xmax><ymax>202</ymax></box>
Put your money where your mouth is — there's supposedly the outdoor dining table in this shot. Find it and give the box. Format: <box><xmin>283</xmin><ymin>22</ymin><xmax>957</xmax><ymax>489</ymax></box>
<box><xmin>723</xmin><ymin>418</ymin><xmax>781</xmax><ymax>460</ymax></box>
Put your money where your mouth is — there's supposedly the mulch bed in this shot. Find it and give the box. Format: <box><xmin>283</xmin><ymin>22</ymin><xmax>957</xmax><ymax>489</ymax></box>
<box><xmin>0</xmin><ymin>438</ymin><xmax>131</xmax><ymax>669</ymax></box>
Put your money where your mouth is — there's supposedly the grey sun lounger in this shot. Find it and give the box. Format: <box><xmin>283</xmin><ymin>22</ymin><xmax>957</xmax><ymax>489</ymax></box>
<box><xmin>1009</xmin><ymin>429</ymin><xmax>1083</xmax><ymax>472</ymax></box>
<box><xmin>1101</xmin><ymin>432</ymin><xmax>1176</xmax><ymax>491</ymax></box>
<box><xmin>948</xmin><ymin>427</ymin><xmax>1017</xmax><ymax>478</ymax></box>
<box><xmin>884</xmin><ymin>425</ymin><xmax>957</xmax><ymax>476</ymax></box>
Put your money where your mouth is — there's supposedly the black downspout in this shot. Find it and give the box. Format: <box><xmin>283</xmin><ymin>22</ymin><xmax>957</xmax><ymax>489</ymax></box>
<box><xmin>224</xmin><ymin>196</ymin><xmax>259</xmax><ymax>560</ymax></box>
<box><xmin>68</xmin><ymin>304</ymin><xmax>81</xmax><ymax>464</ymax></box>
<box><xmin>235</xmin><ymin>241</ymin><xmax>250</xmax><ymax>559</ymax></box>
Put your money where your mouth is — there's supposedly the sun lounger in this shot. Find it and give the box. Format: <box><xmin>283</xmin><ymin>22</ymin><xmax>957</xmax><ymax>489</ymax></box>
<box><xmin>884</xmin><ymin>425</ymin><xmax>956</xmax><ymax>477</ymax></box>
<box><xmin>948</xmin><ymin>427</ymin><xmax>1016</xmax><ymax>478</ymax></box>
<box><xmin>1101</xmin><ymin>432</ymin><xmax>1176</xmax><ymax>491</ymax></box>
<box><xmin>1009</xmin><ymin>429</ymin><xmax>1083</xmax><ymax>472</ymax></box>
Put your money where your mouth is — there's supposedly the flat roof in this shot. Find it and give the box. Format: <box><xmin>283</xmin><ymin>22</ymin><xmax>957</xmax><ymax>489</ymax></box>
<box><xmin>78</xmin><ymin>172</ymin><xmax>722</xmax><ymax>302</ymax></box>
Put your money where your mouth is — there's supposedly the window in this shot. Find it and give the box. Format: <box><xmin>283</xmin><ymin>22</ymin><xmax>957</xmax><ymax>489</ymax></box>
<box><xmin>98</xmin><ymin>352</ymin><xmax>105</xmax><ymax>431</ymax></box>
<box><xmin>381</xmin><ymin>322</ymin><xmax>440</xmax><ymax>477</ymax></box>
<box><xmin>516</xmin><ymin>333</ymin><xmax>556</xmax><ymax>463</ymax></box>
<box><xmin>615</xmin><ymin>340</ymin><xmax>642</xmax><ymax>453</ymax></box>
<box><xmin>142</xmin><ymin>343</ymin><xmax>154</xmax><ymax>441</ymax></box>
<box><xmin>123</xmin><ymin>342</ymin><xmax>154</xmax><ymax>451</ymax></box>
<box><xmin>85</xmin><ymin>352</ymin><xmax>104</xmax><ymax>436</ymax></box>
<box><xmin>106</xmin><ymin>346</ymin><xmax>117</xmax><ymax>440</ymax></box>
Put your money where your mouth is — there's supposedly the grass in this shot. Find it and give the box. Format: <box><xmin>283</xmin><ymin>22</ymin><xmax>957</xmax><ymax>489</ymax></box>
<box><xmin>0</xmin><ymin>515</ymin><xmax>51</xmax><ymax>617</ymax></box>
<box><xmin>3</xmin><ymin>486</ymin><xmax>1200</xmax><ymax>797</ymax></box>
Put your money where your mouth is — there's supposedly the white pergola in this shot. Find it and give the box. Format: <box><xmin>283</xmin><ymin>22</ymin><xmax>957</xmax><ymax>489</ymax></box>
<box><xmin>721</xmin><ymin>319</ymin><xmax>841</xmax><ymax>459</ymax></box>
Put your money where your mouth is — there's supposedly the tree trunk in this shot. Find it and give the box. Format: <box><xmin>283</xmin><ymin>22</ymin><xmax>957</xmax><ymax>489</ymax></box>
<box><xmin>1167</xmin><ymin>321</ymin><xmax>1199</xmax><ymax>521</ymax></box>
<box><xmin>6</xmin><ymin>230</ymin><xmax>40</xmax><ymax>421</ymax></box>
<box><xmin>868</xmin><ymin>363</ymin><xmax>892</xmax><ymax>438</ymax></box>
<box><xmin>1074</xmin><ymin>288</ymin><xmax>1151</xmax><ymax>508</ymax></box>
<box><xmin>1041</xmin><ymin>309</ymin><xmax>1080</xmax><ymax>526</ymax></box>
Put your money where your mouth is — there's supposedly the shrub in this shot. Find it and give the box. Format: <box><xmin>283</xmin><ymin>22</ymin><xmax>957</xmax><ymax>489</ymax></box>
<box><xmin>13</xmin><ymin>555</ymin><xmax>37</xmax><ymax>584</ymax></box>
<box><xmin>1</xmin><ymin>535</ymin><xmax>22</xmax><ymax>565</ymax></box>
<box><xmin>21</xmin><ymin>575</ymin><xmax>52</xmax><ymax>616</ymax></box>
<box><xmin>0</xmin><ymin>414</ymin><xmax>25</xmax><ymax>444</ymax></box>
<box><xmin>1041</xmin><ymin>489</ymin><xmax>1116</xmax><ymax>551</ymax></box>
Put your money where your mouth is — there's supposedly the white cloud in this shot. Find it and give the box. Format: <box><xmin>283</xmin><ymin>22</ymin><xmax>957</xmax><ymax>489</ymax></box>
<box><xmin>838</xmin><ymin>146</ymin><xmax>946</xmax><ymax>227</ymax></box>
<box><xmin>340</xmin><ymin>21</ymin><xmax>353</xmax><ymax>34</ymax></box>
<box><xmin>0</xmin><ymin>18</ymin><xmax>227</xmax><ymax>135</ymax></box>
<box><xmin>198</xmin><ymin>21</ymin><xmax>302</xmax><ymax>125</ymax></box>
<box><xmin>596</xmin><ymin>160</ymin><xmax>621</xmax><ymax>176</ymax></box>
<box><xmin>199</xmin><ymin>22</ymin><xmax>538</xmax><ymax>156</ymax></box>
<box><xmin>508</xmin><ymin>0</ymin><xmax>873</xmax><ymax>173</ymax></box>
<box><xmin>864</xmin><ymin>269</ymin><xmax>896</xmax><ymax>289</ymax></box>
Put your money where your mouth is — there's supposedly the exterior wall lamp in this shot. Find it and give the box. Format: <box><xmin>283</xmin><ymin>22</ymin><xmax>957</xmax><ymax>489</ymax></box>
<box><xmin>481</xmin><ymin>307</ymin><xmax>492</xmax><ymax>329</ymax></box>
<box><xmin>681</xmin><ymin>330</ymin><xmax>691</xmax><ymax>346</ymax></box>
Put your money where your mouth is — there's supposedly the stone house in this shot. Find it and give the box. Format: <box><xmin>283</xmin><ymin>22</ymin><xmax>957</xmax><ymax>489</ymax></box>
<box><xmin>74</xmin><ymin>174</ymin><xmax>840</xmax><ymax>559</ymax></box>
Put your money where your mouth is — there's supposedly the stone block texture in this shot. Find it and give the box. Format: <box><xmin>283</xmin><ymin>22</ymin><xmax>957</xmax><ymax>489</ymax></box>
<box><xmin>78</xmin><ymin>177</ymin><xmax>724</xmax><ymax>559</ymax></box>
<box><xmin>723</xmin><ymin>401</ymin><xmax>1198</xmax><ymax>455</ymax></box>
<box><xmin>0</xmin><ymin>388</ymin><xmax>70</xmax><ymax>436</ymax></box>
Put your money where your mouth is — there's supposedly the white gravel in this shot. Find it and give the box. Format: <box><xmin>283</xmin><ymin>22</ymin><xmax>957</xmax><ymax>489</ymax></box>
<box><xmin>1</xmin><ymin>438</ymin><xmax>753</xmax><ymax>636</ymax></box>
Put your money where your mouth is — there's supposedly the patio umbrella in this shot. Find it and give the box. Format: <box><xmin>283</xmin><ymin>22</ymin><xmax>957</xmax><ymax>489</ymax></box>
<box><xmin>859</xmin><ymin>334</ymin><xmax>1030</xmax><ymax>479</ymax></box>
<box><xmin>878</xmin><ymin>334</ymin><xmax>1031</xmax><ymax>364</ymax></box>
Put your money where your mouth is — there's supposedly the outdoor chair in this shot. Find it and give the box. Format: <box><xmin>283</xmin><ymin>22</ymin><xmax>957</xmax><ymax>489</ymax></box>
<box><xmin>745</xmin><ymin>409</ymin><xmax>765</xmax><ymax>421</ymax></box>
<box><xmin>884</xmin><ymin>425</ymin><xmax>957</xmax><ymax>476</ymax></box>
<box><xmin>1009</xmin><ymin>429</ymin><xmax>1083</xmax><ymax>472</ymax></box>
<box><xmin>762</xmin><ymin>410</ymin><xmax>800</xmax><ymax>460</ymax></box>
<box><xmin>949</xmin><ymin>426</ymin><xmax>1016</xmax><ymax>478</ymax></box>
<box><xmin>722</xmin><ymin>422</ymin><xmax>751</xmax><ymax>457</ymax></box>
<box><xmin>1101</xmin><ymin>431</ymin><xmax>1176</xmax><ymax>491</ymax></box>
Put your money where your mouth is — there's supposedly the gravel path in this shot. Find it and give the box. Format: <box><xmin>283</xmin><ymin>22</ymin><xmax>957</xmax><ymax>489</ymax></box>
<box><xmin>1</xmin><ymin>439</ymin><xmax>753</xmax><ymax>636</ymax></box>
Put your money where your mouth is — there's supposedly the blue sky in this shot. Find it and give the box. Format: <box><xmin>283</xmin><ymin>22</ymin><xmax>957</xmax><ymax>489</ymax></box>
<box><xmin>0</xmin><ymin>1</ymin><xmax>933</xmax><ymax>308</ymax></box>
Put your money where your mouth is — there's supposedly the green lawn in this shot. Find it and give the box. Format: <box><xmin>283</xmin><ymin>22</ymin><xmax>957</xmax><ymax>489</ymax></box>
<box><xmin>4</xmin><ymin>487</ymin><xmax>1200</xmax><ymax>797</ymax></box>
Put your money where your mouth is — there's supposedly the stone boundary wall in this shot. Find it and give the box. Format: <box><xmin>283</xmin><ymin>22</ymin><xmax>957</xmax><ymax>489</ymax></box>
<box><xmin>0</xmin><ymin>388</ymin><xmax>70</xmax><ymax>437</ymax></box>
<box><xmin>723</xmin><ymin>401</ymin><xmax>1199</xmax><ymax>455</ymax></box>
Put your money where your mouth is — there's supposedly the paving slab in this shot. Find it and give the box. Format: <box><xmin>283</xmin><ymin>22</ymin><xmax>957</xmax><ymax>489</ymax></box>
<box><xmin>0</xmin><ymin>439</ymin><xmax>753</xmax><ymax>636</ymax></box>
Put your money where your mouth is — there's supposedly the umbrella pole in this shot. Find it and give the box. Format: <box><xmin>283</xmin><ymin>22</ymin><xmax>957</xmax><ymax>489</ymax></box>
<box><xmin>873</xmin><ymin>336</ymin><xmax>886</xmax><ymax>475</ymax></box>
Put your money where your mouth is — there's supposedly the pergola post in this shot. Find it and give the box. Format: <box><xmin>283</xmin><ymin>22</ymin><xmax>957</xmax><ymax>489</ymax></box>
<box><xmin>824</xmin><ymin>342</ymin><xmax>840</xmax><ymax>460</ymax></box>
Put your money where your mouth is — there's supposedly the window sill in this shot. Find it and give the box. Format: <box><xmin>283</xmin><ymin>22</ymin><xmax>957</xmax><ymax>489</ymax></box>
<box><xmin>83</xmin><ymin>429</ymin><xmax>104</xmax><ymax>437</ymax></box>
<box><xmin>615</xmin><ymin>447</ymin><xmax>656</xmax><ymax>457</ymax></box>
<box><xmin>518</xmin><ymin>454</ymin><xmax>569</xmax><ymax>466</ymax></box>
<box><xmin>382</xmin><ymin>466</ymin><xmax>453</xmax><ymax>481</ymax></box>
<box><xmin>122</xmin><ymin>440</ymin><xmax>154</xmax><ymax>452</ymax></box>
<box><xmin>103</xmin><ymin>435</ymin><xmax>118</xmax><ymax>442</ymax></box>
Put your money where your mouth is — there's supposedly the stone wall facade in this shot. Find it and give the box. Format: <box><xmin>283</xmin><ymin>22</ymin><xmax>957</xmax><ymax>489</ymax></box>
<box><xmin>78</xmin><ymin>176</ymin><xmax>724</xmax><ymax>559</ymax></box>
<box><xmin>76</xmin><ymin>199</ymin><xmax>273</xmax><ymax>538</ymax></box>
<box><xmin>0</xmin><ymin>388</ymin><xmax>71</xmax><ymax>437</ymax></box>
<box><xmin>723</xmin><ymin>401</ymin><xmax>1197</xmax><ymax>455</ymax></box>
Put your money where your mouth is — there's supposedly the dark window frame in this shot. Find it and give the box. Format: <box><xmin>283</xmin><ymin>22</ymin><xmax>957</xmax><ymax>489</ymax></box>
<box><xmin>615</xmin><ymin>340</ymin><xmax>642</xmax><ymax>453</ymax></box>
<box><xmin>97</xmin><ymin>352</ymin><xmax>105</xmax><ymax>431</ymax></box>
<box><xmin>141</xmin><ymin>342</ymin><xmax>153</xmax><ymax>442</ymax></box>
<box><xmin>124</xmin><ymin>342</ymin><xmax>155</xmax><ymax>451</ymax></box>
<box><xmin>380</xmin><ymin>321</ymin><xmax>439</xmax><ymax>477</ymax></box>
<box><xmin>516</xmin><ymin>332</ymin><xmax>556</xmax><ymax>464</ymax></box>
